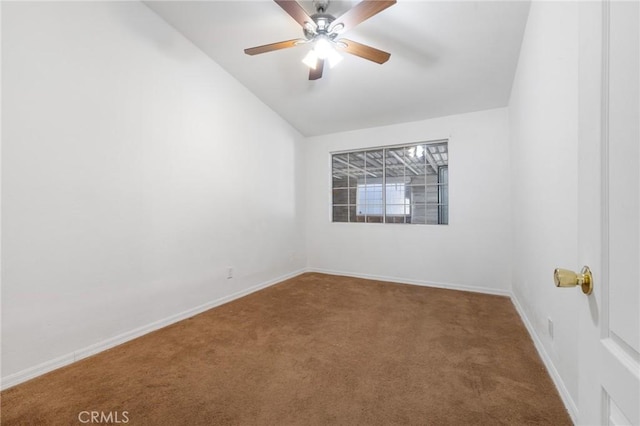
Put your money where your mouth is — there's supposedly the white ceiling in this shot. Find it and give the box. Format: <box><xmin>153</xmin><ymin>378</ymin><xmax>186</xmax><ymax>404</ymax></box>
<box><xmin>146</xmin><ymin>0</ymin><xmax>530</xmax><ymax>136</ymax></box>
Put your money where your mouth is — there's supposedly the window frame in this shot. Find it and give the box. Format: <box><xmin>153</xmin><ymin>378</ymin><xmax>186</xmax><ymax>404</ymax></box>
<box><xmin>330</xmin><ymin>139</ymin><xmax>449</xmax><ymax>225</ymax></box>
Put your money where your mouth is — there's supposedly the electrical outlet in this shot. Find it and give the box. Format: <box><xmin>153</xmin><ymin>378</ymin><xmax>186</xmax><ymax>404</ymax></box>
<box><xmin>227</xmin><ymin>267</ymin><xmax>233</xmax><ymax>279</ymax></box>
<box><xmin>548</xmin><ymin>318</ymin><xmax>554</xmax><ymax>339</ymax></box>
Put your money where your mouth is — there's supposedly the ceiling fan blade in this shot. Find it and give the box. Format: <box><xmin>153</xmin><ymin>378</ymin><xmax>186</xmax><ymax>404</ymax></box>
<box><xmin>331</xmin><ymin>0</ymin><xmax>396</xmax><ymax>34</ymax></box>
<box><xmin>244</xmin><ymin>39</ymin><xmax>303</xmax><ymax>56</ymax></box>
<box><xmin>274</xmin><ymin>0</ymin><xmax>317</xmax><ymax>31</ymax></box>
<box><xmin>336</xmin><ymin>39</ymin><xmax>391</xmax><ymax>64</ymax></box>
<box><xmin>309</xmin><ymin>59</ymin><xmax>325</xmax><ymax>80</ymax></box>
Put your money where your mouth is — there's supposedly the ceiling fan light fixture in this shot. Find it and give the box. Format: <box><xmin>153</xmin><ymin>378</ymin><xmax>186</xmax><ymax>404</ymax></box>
<box><xmin>244</xmin><ymin>0</ymin><xmax>397</xmax><ymax>80</ymax></box>
<box><xmin>302</xmin><ymin>49</ymin><xmax>319</xmax><ymax>69</ymax></box>
<box><xmin>326</xmin><ymin>49</ymin><xmax>343</xmax><ymax>68</ymax></box>
<box><xmin>314</xmin><ymin>36</ymin><xmax>333</xmax><ymax>59</ymax></box>
<box><xmin>304</xmin><ymin>36</ymin><xmax>342</xmax><ymax>69</ymax></box>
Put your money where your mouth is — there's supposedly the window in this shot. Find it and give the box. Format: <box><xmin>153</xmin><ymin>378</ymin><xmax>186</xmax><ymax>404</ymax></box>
<box><xmin>331</xmin><ymin>141</ymin><xmax>448</xmax><ymax>224</ymax></box>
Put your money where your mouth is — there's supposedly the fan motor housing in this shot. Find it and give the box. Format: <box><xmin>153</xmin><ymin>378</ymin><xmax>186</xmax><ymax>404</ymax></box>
<box><xmin>304</xmin><ymin>13</ymin><xmax>336</xmax><ymax>40</ymax></box>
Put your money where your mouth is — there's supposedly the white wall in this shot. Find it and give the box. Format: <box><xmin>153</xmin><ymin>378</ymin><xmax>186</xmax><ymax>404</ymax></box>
<box><xmin>305</xmin><ymin>108</ymin><xmax>512</xmax><ymax>293</ymax></box>
<box><xmin>0</xmin><ymin>5</ymin><xmax>586</xmax><ymax>419</ymax></box>
<box><xmin>508</xmin><ymin>1</ymin><xmax>580</xmax><ymax>416</ymax></box>
<box><xmin>1</xmin><ymin>2</ymin><xmax>306</xmax><ymax>381</ymax></box>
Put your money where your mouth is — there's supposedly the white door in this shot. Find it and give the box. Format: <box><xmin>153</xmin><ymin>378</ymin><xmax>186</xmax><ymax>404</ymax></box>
<box><xmin>577</xmin><ymin>1</ymin><xmax>640</xmax><ymax>424</ymax></box>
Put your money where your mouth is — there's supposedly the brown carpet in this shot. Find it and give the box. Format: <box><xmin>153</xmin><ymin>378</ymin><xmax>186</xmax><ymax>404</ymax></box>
<box><xmin>1</xmin><ymin>273</ymin><xmax>571</xmax><ymax>425</ymax></box>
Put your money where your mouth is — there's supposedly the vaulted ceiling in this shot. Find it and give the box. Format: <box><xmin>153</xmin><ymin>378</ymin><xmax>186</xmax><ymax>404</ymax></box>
<box><xmin>146</xmin><ymin>1</ymin><xmax>530</xmax><ymax>136</ymax></box>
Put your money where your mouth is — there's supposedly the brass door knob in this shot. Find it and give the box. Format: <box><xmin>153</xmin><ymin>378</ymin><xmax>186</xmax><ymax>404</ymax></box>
<box><xmin>553</xmin><ymin>266</ymin><xmax>593</xmax><ymax>295</ymax></box>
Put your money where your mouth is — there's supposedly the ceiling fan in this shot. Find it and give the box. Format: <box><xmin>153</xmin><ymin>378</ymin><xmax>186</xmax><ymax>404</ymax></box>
<box><xmin>244</xmin><ymin>0</ymin><xmax>396</xmax><ymax>80</ymax></box>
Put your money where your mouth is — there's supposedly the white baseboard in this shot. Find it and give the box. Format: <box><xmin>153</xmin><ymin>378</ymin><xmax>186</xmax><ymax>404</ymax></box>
<box><xmin>1</xmin><ymin>267</ymin><xmax>578</xmax><ymax>426</ymax></box>
<box><xmin>306</xmin><ymin>267</ymin><xmax>512</xmax><ymax>297</ymax></box>
<box><xmin>510</xmin><ymin>293</ymin><xmax>579</xmax><ymax>423</ymax></box>
<box><xmin>0</xmin><ymin>268</ymin><xmax>306</xmax><ymax>391</ymax></box>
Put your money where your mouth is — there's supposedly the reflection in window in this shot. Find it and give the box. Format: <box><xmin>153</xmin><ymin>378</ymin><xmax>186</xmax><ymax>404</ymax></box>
<box><xmin>331</xmin><ymin>141</ymin><xmax>448</xmax><ymax>225</ymax></box>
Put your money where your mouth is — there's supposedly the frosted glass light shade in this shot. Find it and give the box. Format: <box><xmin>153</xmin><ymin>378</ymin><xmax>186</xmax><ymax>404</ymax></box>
<box><xmin>302</xmin><ymin>50</ymin><xmax>318</xmax><ymax>69</ymax></box>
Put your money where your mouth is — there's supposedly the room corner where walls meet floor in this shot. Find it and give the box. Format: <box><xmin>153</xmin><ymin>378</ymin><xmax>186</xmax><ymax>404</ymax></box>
<box><xmin>1</xmin><ymin>268</ymin><xmax>577</xmax><ymax>424</ymax></box>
